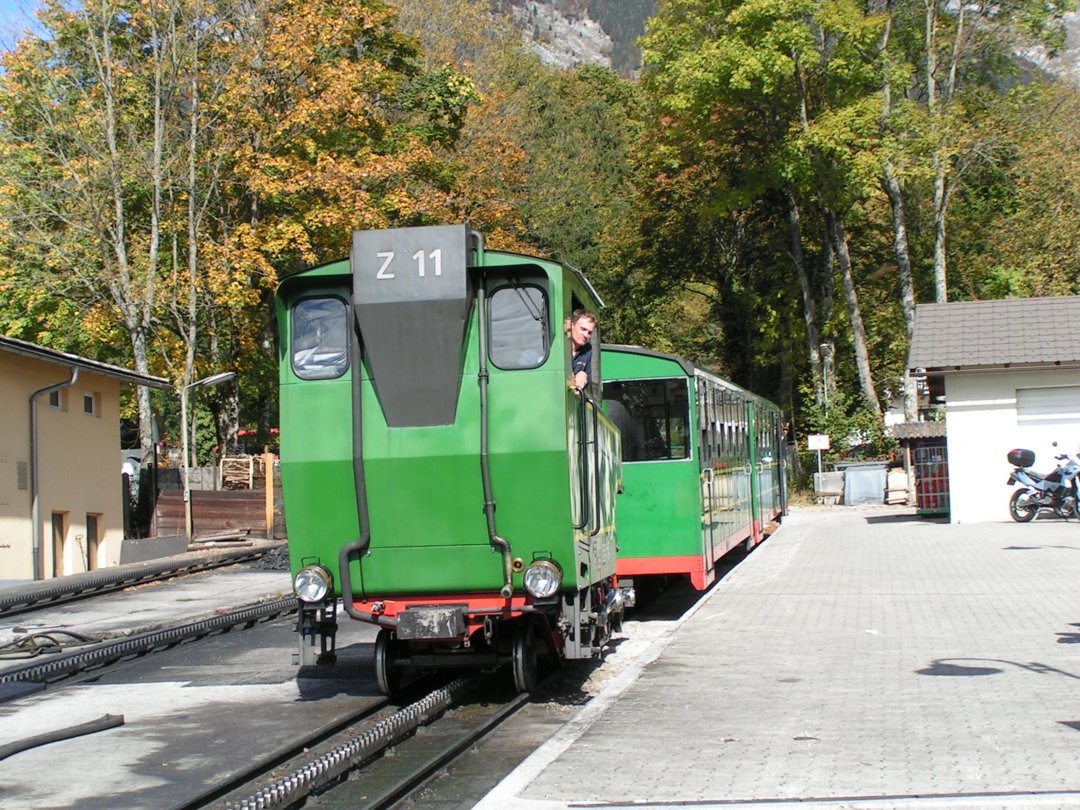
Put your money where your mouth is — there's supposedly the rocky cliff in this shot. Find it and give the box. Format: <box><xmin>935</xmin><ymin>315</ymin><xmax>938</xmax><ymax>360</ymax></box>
<box><xmin>504</xmin><ymin>1</ymin><xmax>1079</xmax><ymax>88</ymax></box>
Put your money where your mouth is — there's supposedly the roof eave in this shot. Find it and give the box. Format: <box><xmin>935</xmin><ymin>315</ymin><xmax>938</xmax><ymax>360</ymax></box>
<box><xmin>910</xmin><ymin>361</ymin><xmax>1080</xmax><ymax>377</ymax></box>
<box><xmin>0</xmin><ymin>335</ymin><xmax>172</xmax><ymax>389</ymax></box>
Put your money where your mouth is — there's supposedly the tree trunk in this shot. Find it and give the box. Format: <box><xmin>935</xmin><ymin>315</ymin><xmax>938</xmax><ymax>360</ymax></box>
<box><xmin>785</xmin><ymin>190</ymin><xmax>824</xmax><ymax>403</ymax></box>
<box><xmin>819</xmin><ymin>232</ymin><xmax>836</xmax><ymax>411</ymax></box>
<box><xmin>87</xmin><ymin>1</ymin><xmax>162</xmax><ymax>457</ymax></box>
<box><xmin>182</xmin><ymin>12</ymin><xmax>203</xmax><ymax>446</ymax></box>
<box><xmin>932</xmin><ymin>157</ymin><xmax>948</xmax><ymax>302</ymax></box>
<box><xmin>883</xmin><ymin>162</ymin><xmax>919</xmax><ymax>420</ymax></box>
<box><xmin>879</xmin><ymin>3</ymin><xmax>919</xmax><ymax>421</ymax></box>
<box><xmin>827</xmin><ymin>211</ymin><xmax>880</xmax><ymax>416</ymax></box>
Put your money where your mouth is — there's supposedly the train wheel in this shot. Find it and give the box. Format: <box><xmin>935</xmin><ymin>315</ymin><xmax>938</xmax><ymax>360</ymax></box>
<box><xmin>512</xmin><ymin>623</ymin><xmax>538</xmax><ymax>693</ymax></box>
<box><xmin>374</xmin><ymin>629</ymin><xmax>402</xmax><ymax>698</ymax></box>
<box><xmin>1009</xmin><ymin>489</ymin><xmax>1038</xmax><ymax>523</ymax></box>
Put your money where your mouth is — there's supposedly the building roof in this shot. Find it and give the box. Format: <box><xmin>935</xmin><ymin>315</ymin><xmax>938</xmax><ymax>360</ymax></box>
<box><xmin>908</xmin><ymin>296</ymin><xmax>1080</xmax><ymax>374</ymax></box>
<box><xmin>0</xmin><ymin>334</ymin><xmax>171</xmax><ymax>389</ymax></box>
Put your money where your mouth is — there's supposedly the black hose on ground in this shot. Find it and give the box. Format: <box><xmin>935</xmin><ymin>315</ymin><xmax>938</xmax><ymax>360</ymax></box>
<box><xmin>0</xmin><ymin>629</ymin><xmax>99</xmax><ymax>660</ymax></box>
<box><xmin>0</xmin><ymin>713</ymin><xmax>124</xmax><ymax>761</ymax></box>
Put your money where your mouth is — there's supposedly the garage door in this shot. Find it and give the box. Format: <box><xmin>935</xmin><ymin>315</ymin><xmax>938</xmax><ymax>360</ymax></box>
<box><xmin>1016</xmin><ymin>386</ymin><xmax>1080</xmax><ymax>457</ymax></box>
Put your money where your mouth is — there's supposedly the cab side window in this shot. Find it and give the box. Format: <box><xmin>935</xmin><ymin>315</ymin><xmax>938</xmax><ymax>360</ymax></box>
<box><xmin>292</xmin><ymin>297</ymin><xmax>349</xmax><ymax>380</ymax></box>
<box><xmin>489</xmin><ymin>285</ymin><xmax>548</xmax><ymax>369</ymax></box>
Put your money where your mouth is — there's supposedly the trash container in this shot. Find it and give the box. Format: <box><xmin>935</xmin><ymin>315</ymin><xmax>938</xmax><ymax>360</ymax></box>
<box><xmin>813</xmin><ymin>471</ymin><xmax>845</xmax><ymax>505</ymax></box>
<box><xmin>834</xmin><ymin>461</ymin><xmax>888</xmax><ymax>506</ymax></box>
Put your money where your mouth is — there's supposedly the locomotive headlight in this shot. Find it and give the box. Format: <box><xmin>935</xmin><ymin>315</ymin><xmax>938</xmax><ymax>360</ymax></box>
<box><xmin>294</xmin><ymin>565</ymin><xmax>332</xmax><ymax>603</ymax></box>
<box><xmin>523</xmin><ymin>559</ymin><xmax>562</xmax><ymax>599</ymax></box>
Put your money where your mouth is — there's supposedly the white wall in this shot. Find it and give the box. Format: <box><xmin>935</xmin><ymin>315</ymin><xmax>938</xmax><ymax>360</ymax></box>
<box><xmin>945</xmin><ymin>369</ymin><xmax>1080</xmax><ymax>523</ymax></box>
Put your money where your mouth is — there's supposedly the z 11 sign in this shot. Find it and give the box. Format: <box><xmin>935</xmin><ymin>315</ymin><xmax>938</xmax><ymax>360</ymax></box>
<box><xmin>807</xmin><ymin>433</ymin><xmax>830</xmax><ymax>450</ymax></box>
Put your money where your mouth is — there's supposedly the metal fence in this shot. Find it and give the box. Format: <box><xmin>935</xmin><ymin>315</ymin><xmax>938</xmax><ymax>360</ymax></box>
<box><xmin>913</xmin><ymin>444</ymin><xmax>949</xmax><ymax>515</ymax></box>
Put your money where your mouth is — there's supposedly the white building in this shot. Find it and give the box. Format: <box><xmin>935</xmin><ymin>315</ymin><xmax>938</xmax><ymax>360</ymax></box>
<box><xmin>1</xmin><ymin>335</ymin><xmax>169</xmax><ymax>581</ymax></box>
<box><xmin>908</xmin><ymin>296</ymin><xmax>1080</xmax><ymax>524</ymax></box>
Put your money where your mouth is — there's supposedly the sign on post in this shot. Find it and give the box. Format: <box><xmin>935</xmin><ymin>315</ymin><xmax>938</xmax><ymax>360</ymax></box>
<box><xmin>808</xmin><ymin>433</ymin><xmax>830</xmax><ymax>475</ymax></box>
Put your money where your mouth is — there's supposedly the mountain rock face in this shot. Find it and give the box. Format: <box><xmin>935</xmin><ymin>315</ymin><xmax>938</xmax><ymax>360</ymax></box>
<box><xmin>504</xmin><ymin>1</ymin><xmax>1079</xmax><ymax>88</ymax></box>
<box><xmin>503</xmin><ymin>0</ymin><xmax>655</xmax><ymax>76</ymax></box>
<box><xmin>1024</xmin><ymin>13</ymin><xmax>1080</xmax><ymax>87</ymax></box>
<box><xmin>510</xmin><ymin>1</ymin><xmax>614</xmax><ymax>71</ymax></box>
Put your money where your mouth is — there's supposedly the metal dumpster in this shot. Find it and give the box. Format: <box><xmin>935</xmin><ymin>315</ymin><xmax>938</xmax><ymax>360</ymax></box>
<box><xmin>834</xmin><ymin>461</ymin><xmax>888</xmax><ymax>506</ymax></box>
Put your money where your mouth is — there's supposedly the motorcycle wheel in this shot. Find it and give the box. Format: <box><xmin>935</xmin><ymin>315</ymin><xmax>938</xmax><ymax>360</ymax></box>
<box><xmin>1009</xmin><ymin>489</ymin><xmax>1039</xmax><ymax>522</ymax></box>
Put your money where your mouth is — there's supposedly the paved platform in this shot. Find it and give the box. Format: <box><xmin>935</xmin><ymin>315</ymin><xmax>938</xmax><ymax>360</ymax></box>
<box><xmin>477</xmin><ymin>505</ymin><xmax>1080</xmax><ymax>809</ymax></box>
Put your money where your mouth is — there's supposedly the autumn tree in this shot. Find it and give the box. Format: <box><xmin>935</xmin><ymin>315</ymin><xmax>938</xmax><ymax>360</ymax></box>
<box><xmin>0</xmin><ymin>0</ymin><xmax>193</xmax><ymax>457</ymax></box>
<box><xmin>397</xmin><ymin>0</ymin><xmax>649</xmax><ymax>344</ymax></box>
<box><xmin>0</xmin><ymin>0</ymin><xmax>483</xmax><ymax>455</ymax></box>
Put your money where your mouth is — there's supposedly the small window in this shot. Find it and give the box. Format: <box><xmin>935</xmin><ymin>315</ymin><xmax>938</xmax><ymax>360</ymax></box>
<box><xmin>489</xmin><ymin>285</ymin><xmax>548</xmax><ymax>370</ymax></box>
<box><xmin>293</xmin><ymin>297</ymin><xmax>349</xmax><ymax>380</ymax></box>
<box><xmin>48</xmin><ymin>390</ymin><xmax>62</xmax><ymax>409</ymax></box>
<box><xmin>83</xmin><ymin>393</ymin><xmax>99</xmax><ymax>417</ymax></box>
<box><xmin>603</xmin><ymin>379</ymin><xmax>690</xmax><ymax>462</ymax></box>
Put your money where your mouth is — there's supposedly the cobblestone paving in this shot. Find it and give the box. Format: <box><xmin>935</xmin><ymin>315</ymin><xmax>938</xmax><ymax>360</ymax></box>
<box><xmin>485</xmin><ymin>506</ymin><xmax>1080</xmax><ymax>808</ymax></box>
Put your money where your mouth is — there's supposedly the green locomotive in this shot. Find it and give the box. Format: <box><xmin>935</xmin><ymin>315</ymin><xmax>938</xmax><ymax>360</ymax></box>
<box><xmin>277</xmin><ymin>224</ymin><xmax>625</xmax><ymax>694</ymax></box>
<box><xmin>602</xmin><ymin>345</ymin><xmax>786</xmax><ymax>591</ymax></box>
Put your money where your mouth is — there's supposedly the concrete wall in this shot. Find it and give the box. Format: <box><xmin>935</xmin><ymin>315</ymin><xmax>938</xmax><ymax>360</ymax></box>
<box><xmin>0</xmin><ymin>352</ymin><xmax>125</xmax><ymax>580</ymax></box>
<box><xmin>945</xmin><ymin>368</ymin><xmax>1080</xmax><ymax>523</ymax></box>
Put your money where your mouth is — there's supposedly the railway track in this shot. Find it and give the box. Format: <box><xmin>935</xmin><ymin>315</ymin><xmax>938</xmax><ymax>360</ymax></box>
<box><xmin>0</xmin><ymin>558</ymin><xmax>706</xmax><ymax>808</ymax></box>
<box><xmin>0</xmin><ymin>595</ymin><xmax>298</xmax><ymax>703</ymax></box>
<box><xmin>0</xmin><ymin>544</ymin><xmax>284</xmax><ymax>618</ymax></box>
<box><xmin>0</xmin><ymin>589</ymin><xmax>697</xmax><ymax>808</ymax></box>
<box><xmin>193</xmin><ymin>675</ymin><xmax>528</xmax><ymax>810</ymax></box>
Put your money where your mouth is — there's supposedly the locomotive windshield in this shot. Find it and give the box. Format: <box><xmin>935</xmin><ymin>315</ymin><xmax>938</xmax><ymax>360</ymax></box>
<box><xmin>488</xmin><ymin>284</ymin><xmax>549</xmax><ymax>369</ymax></box>
<box><xmin>603</xmin><ymin>379</ymin><xmax>690</xmax><ymax>462</ymax></box>
<box><xmin>292</xmin><ymin>297</ymin><xmax>349</xmax><ymax>380</ymax></box>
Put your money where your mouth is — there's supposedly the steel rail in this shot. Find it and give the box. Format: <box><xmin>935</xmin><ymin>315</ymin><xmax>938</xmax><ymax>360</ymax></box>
<box><xmin>221</xmin><ymin>678</ymin><xmax>474</xmax><ymax>810</ymax></box>
<box><xmin>0</xmin><ymin>544</ymin><xmax>284</xmax><ymax>618</ymax></box>
<box><xmin>0</xmin><ymin>596</ymin><xmax>298</xmax><ymax>694</ymax></box>
<box><xmin>360</xmin><ymin>690</ymin><xmax>531</xmax><ymax>809</ymax></box>
<box><xmin>169</xmin><ymin>701</ymin><xmax>394</xmax><ymax>810</ymax></box>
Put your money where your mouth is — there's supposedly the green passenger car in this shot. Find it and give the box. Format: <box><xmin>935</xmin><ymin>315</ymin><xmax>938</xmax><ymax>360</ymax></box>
<box><xmin>602</xmin><ymin>345</ymin><xmax>786</xmax><ymax>591</ymax></box>
<box><xmin>277</xmin><ymin>225</ymin><xmax>625</xmax><ymax>694</ymax></box>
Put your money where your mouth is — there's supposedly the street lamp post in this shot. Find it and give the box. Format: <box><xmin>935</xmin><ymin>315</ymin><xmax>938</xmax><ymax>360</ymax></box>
<box><xmin>182</xmin><ymin>371</ymin><xmax>236</xmax><ymax>540</ymax></box>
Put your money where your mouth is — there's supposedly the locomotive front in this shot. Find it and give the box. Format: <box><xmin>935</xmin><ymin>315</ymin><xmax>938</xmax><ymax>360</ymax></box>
<box><xmin>278</xmin><ymin>224</ymin><xmax>623</xmax><ymax>694</ymax></box>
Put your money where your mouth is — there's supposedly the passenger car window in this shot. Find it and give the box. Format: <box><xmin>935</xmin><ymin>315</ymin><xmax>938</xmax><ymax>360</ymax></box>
<box><xmin>292</xmin><ymin>297</ymin><xmax>349</xmax><ymax>380</ymax></box>
<box><xmin>603</xmin><ymin>379</ymin><xmax>690</xmax><ymax>462</ymax></box>
<box><xmin>489</xmin><ymin>285</ymin><xmax>548</xmax><ymax>369</ymax></box>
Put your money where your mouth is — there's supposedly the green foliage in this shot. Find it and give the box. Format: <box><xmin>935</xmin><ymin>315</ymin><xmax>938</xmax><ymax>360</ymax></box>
<box><xmin>585</xmin><ymin>0</ymin><xmax>654</xmax><ymax>75</ymax></box>
<box><xmin>514</xmin><ymin>65</ymin><xmax>642</xmax><ymax>270</ymax></box>
<box><xmin>948</xmin><ymin>82</ymin><xmax>1080</xmax><ymax>300</ymax></box>
<box><xmin>634</xmin><ymin>0</ymin><xmax>893</xmax><ymax>407</ymax></box>
<box><xmin>635</xmin><ymin>0</ymin><xmax>1080</xmax><ymax>436</ymax></box>
<box><xmin>801</xmin><ymin>386</ymin><xmax>896</xmax><ymax>462</ymax></box>
<box><xmin>400</xmin><ymin>66</ymin><xmax>481</xmax><ymax>147</ymax></box>
<box><xmin>1</xmin><ymin>0</ymin><xmax>1078</xmax><ymax>460</ymax></box>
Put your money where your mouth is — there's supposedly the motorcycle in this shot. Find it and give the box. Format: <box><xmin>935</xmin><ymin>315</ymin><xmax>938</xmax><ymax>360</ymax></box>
<box><xmin>1006</xmin><ymin>444</ymin><xmax>1080</xmax><ymax>522</ymax></box>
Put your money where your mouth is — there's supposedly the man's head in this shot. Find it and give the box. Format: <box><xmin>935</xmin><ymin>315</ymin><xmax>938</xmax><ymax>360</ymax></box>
<box><xmin>569</xmin><ymin>309</ymin><xmax>596</xmax><ymax>350</ymax></box>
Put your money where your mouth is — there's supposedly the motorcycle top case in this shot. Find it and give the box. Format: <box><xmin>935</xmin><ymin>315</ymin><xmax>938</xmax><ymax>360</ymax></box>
<box><xmin>1007</xmin><ymin>448</ymin><xmax>1035</xmax><ymax>467</ymax></box>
